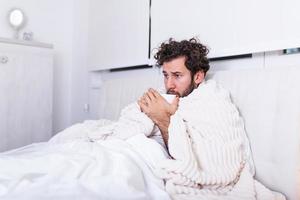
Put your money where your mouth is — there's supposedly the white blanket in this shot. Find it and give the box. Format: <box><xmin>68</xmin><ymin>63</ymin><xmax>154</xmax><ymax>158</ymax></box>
<box><xmin>0</xmin><ymin>134</ymin><xmax>171</xmax><ymax>200</ymax></box>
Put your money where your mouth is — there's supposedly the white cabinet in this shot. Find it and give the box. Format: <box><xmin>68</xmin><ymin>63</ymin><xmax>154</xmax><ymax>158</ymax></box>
<box><xmin>0</xmin><ymin>39</ymin><xmax>53</xmax><ymax>152</ymax></box>
<box><xmin>88</xmin><ymin>0</ymin><xmax>149</xmax><ymax>70</ymax></box>
<box><xmin>151</xmin><ymin>0</ymin><xmax>300</xmax><ymax>58</ymax></box>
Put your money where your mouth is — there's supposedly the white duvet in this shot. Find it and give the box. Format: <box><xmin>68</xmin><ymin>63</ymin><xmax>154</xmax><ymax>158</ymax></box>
<box><xmin>0</xmin><ymin>133</ymin><xmax>171</xmax><ymax>200</ymax></box>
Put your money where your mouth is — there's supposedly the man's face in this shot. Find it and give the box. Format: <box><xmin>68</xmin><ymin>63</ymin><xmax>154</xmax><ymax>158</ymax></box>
<box><xmin>162</xmin><ymin>56</ymin><xmax>204</xmax><ymax>97</ymax></box>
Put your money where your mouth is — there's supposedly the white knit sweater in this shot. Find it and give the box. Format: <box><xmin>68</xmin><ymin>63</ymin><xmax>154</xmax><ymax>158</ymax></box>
<box><xmin>154</xmin><ymin>80</ymin><xmax>282</xmax><ymax>200</ymax></box>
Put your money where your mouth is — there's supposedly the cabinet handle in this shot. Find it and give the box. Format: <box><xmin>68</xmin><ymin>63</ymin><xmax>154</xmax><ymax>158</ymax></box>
<box><xmin>0</xmin><ymin>56</ymin><xmax>9</xmax><ymax>64</ymax></box>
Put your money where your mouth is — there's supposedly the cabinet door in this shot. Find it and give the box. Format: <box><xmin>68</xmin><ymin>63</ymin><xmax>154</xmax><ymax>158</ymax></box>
<box><xmin>0</xmin><ymin>44</ymin><xmax>53</xmax><ymax>151</ymax></box>
<box><xmin>18</xmin><ymin>51</ymin><xmax>53</xmax><ymax>145</ymax></box>
<box><xmin>151</xmin><ymin>0</ymin><xmax>300</xmax><ymax>59</ymax></box>
<box><xmin>88</xmin><ymin>0</ymin><xmax>150</xmax><ymax>70</ymax></box>
<box><xmin>0</xmin><ymin>52</ymin><xmax>18</xmax><ymax>151</ymax></box>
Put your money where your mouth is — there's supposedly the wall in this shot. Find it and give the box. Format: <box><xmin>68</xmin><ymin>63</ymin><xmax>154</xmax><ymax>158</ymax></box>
<box><xmin>70</xmin><ymin>0</ymin><xmax>90</xmax><ymax>125</ymax></box>
<box><xmin>1</xmin><ymin>1</ymin><xmax>300</xmax><ymax>133</ymax></box>
<box><xmin>151</xmin><ymin>0</ymin><xmax>300</xmax><ymax>58</ymax></box>
<box><xmin>0</xmin><ymin>0</ymin><xmax>71</xmax><ymax>134</ymax></box>
<box><xmin>0</xmin><ymin>0</ymin><xmax>91</xmax><ymax>134</ymax></box>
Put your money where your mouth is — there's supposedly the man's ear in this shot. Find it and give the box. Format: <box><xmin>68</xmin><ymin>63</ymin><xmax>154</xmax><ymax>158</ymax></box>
<box><xmin>193</xmin><ymin>71</ymin><xmax>205</xmax><ymax>85</ymax></box>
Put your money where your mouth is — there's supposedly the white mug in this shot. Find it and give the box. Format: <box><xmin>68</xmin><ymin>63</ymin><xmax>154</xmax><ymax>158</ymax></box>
<box><xmin>161</xmin><ymin>94</ymin><xmax>176</xmax><ymax>103</ymax></box>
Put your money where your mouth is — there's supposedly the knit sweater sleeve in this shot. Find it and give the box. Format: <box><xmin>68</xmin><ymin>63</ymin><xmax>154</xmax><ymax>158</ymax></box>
<box><xmin>113</xmin><ymin>102</ymin><xmax>155</xmax><ymax>140</ymax></box>
<box><xmin>157</xmin><ymin>80</ymin><xmax>249</xmax><ymax>195</ymax></box>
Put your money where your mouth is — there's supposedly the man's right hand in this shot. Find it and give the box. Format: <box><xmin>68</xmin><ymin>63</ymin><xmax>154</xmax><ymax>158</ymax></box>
<box><xmin>137</xmin><ymin>88</ymin><xmax>179</xmax><ymax>125</ymax></box>
<box><xmin>138</xmin><ymin>88</ymin><xmax>179</xmax><ymax>148</ymax></box>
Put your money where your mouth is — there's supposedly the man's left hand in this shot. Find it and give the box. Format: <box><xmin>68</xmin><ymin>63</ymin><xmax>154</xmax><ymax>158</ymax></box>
<box><xmin>137</xmin><ymin>88</ymin><xmax>179</xmax><ymax>125</ymax></box>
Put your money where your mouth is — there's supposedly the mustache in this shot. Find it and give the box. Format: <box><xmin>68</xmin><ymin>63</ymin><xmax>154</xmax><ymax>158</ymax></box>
<box><xmin>167</xmin><ymin>90</ymin><xmax>180</xmax><ymax>97</ymax></box>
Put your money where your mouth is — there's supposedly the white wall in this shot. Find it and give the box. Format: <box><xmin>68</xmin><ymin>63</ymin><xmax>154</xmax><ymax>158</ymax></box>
<box><xmin>70</xmin><ymin>0</ymin><xmax>90</xmax><ymax>125</ymax></box>
<box><xmin>0</xmin><ymin>0</ymin><xmax>88</xmax><ymax>134</ymax></box>
<box><xmin>1</xmin><ymin>1</ymin><xmax>300</xmax><ymax>134</ymax></box>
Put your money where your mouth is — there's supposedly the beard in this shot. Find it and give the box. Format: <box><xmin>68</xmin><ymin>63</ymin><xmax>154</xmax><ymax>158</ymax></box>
<box><xmin>167</xmin><ymin>80</ymin><xmax>198</xmax><ymax>97</ymax></box>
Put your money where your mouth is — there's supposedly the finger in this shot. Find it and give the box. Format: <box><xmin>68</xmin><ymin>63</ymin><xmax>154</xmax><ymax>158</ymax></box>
<box><xmin>149</xmin><ymin>88</ymin><xmax>160</xmax><ymax>98</ymax></box>
<box><xmin>138</xmin><ymin>99</ymin><xmax>148</xmax><ymax>112</ymax></box>
<box><xmin>141</xmin><ymin>98</ymin><xmax>148</xmax><ymax>106</ymax></box>
<box><xmin>138</xmin><ymin>99</ymin><xmax>148</xmax><ymax>107</ymax></box>
<box><xmin>147</xmin><ymin>89</ymin><xmax>157</xmax><ymax>100</ymax></box>
<box><xmin>141</xmin><ymin>102</ymin><xmax>150</xmax><ymax>113</ymax></box>
<box><xmin>169</xmin><ymin>96</ymin><xmax>179</xmax><ymax>115</ymax></box>
<box><xmin>171</xmin><ymin>96</ymin><xmax>180</xmax><ymax>107</ymax></box>
<box><xmin>143</xmin><ymin>92</ymin><xmax>153</xmax><ymax>102</ymax></box>
<box><xmin>139</xmin><ymin>94</ymin><xmax>146</xmax><ymax>103</ymax></box>
<box><xmin>137</xmin><ymin>100</ymin><xmax>143</xmax><ymax>111</ymax></box>
<box><xmin>149</xmin><ymin>89</ymin><xmax>166</xmax><ymax>103</ymax></box>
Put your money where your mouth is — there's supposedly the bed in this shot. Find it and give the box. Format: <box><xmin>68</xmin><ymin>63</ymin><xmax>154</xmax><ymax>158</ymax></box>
<box><xmin>0</xmin><ymin>66</ymin><xmax>299</xmax><ymax>200</ymax></box>
<box><xmin>97</xmin><ymin>66</ymin><xmax>300</xmax><ymax>200</ymax></box>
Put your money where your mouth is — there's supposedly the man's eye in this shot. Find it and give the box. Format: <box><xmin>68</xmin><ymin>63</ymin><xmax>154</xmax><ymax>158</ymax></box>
<box><xmin>163</xmin><ymin>74</ymin><xmax>169</xmax><ymax>79</ymax></box>
<box><xmin>175</xmin><ymin>74</ymin><xmax>181</xmax><ymax>78</ymax></box>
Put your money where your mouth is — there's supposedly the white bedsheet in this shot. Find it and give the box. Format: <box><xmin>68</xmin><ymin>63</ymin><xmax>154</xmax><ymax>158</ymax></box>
<box><xmin>0</xmin><ymin>134</ymin><xmax>171</xmax><ymax>200</ymax></box>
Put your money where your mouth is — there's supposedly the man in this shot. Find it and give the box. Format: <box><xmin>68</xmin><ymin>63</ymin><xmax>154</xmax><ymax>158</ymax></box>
<box><xmin>138</xmin><ymin>37</ymin><xmax>210</xmax><ymax>148</ymax></box>
<box><xmin>137</xmin><ymin>38</ymin><xmax>282</xmax><ymax>200</ymax></box>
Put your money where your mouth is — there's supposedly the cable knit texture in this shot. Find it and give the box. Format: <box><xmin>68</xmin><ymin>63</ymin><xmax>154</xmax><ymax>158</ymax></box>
<box><xmin>155</xmin><ymin>80</ymin><xmax>284</xmax><ymax>200</ymax></box>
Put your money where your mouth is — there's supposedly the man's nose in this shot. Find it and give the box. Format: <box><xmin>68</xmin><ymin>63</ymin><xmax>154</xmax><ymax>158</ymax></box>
<box><xmin>166</xmin><ymin>77</ymin><xmax>175</xmax><ymax>89</ymax></box>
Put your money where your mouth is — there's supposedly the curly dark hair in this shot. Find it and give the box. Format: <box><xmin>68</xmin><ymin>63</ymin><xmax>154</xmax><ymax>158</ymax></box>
<box><xmin>154</xmin><ymin>37</ymin><xmax>210</xmax><ymax>76</ymax></box>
